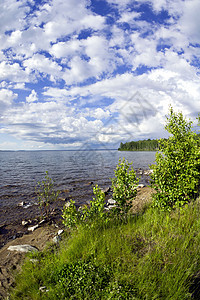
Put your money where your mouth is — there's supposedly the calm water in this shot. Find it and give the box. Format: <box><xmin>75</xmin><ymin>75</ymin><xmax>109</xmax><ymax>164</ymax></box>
<box><xmin>0</xmin><ymin>150</ymin><xmax>156</xmax><ymax>208</ymax></box>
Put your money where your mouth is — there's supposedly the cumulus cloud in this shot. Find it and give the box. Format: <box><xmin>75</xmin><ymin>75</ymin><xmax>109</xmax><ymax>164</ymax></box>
<box><xmin>26</xmin><ymin>89</ymin><xmax>38</xmax><ymax>102</ymax></box>
<box><xmin>0</xmin><ymin>0</ymin><xmax>200</xmax><ymax>150</ymax></box>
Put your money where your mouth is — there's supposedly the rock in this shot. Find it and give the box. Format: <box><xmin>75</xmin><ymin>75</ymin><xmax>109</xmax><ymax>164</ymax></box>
<box><xmin>143</xmin><ymin>170</ymin><xmax>153</xmax><ymax>176</ymax></box>
<box><xmin>17</xmin><ymin>201</ymin><xmax>26</xmax><ymax>207</ymax></box>
<box><xmin>7</xmin><ymin>244</ymin><xmax>38</xmax><ymax>253</ymax></box>
<box><xmin>22</xmin><ymin>220</ymin><xmax>29</xmax><ymax>226</ymax></box>
<box><xmin>30</xmin><ymin>259</ymin><xmax>38</xmax><ymax>263</ymax></box>
<box><xmin>101</xmin><ymin>187</ymin><xmax>111</xmax><ymax>195</ymax></box>
<box><xmin>107</xmin><ymin>205</ymin><xmax>117</xmax><ymax>210</ymax></box>
<box><xmin>39</xmin><ymin>286</ymin><xmax>47</xmax><ymax>292</ymax></box>
<box><xmin>58</xmin><ymin>229</ymin><xmax>64</xmax><ymax>236</ymax></box>
<box><xmin>28</xmin><ymin>224</ymin><xmax>39</xmax><ymax>232</ymax></box>
<box><xmin>39</xmin><ymin>219</ymin><xmax>46</xmax><ymax>225</ymax></box>
<box><xmin>52</xmin><ymin>236</ymin><xmax>61</xmax><ymax>244</ymax></box>
<box><xmin>107</xmin><ymin>198</ymin><xmax>116</xmax><ymax>205</ymax></box>
<box><xmin>88</xmin><ymin>181</ymin><xmax>94</xmax><ymax>185</ymax></box>
<box><xmin>137</xmin><ymin>184</ymin><xmax>145</xmax><ymax>188</ymax></box>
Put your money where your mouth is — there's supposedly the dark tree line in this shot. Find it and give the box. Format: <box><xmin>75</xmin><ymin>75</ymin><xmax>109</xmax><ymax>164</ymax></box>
<box><xmin>118</xmin><ymin>134</ymin><xmax>200</xmax><ymax>151</ymax></box>
<box><xmin>118</xmin><ymin>139</ymin><xmax>159</xmax><ymax>151</ymax></box>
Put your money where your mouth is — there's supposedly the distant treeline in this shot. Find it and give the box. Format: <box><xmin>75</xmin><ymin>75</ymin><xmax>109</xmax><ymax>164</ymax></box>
<box><xmin>118</xmin><ymin>139</ymin><xmax>159</xmax><ymax>151</ymax></box>
<box><xmin>119</xmin><ymin>134</ymin><xmax>200</xmax><ymax>151</ymax></box>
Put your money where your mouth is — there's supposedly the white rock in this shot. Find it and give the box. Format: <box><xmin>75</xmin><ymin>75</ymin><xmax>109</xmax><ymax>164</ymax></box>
<box><xmin>52</xmin><ymin>236</ymin><xmax>61</xmax><ymax>244</ymax></box>
<box><xmin>107</xmin><ymin>205</ymin><xmax>117</xmax><ymax>210</ymax></box>
<box><xmin>28</xmin><ymin>224</ymin><xmax>39</xmax><ymax>232</ymax></box>
<box><xmin>39</xmin><ymin>286</ymin><xmax>47</xmax><ymax>292</ymax></box>
<box><xmin>22</xmin><ymin>220</ymin><xmax>29</xmax><ymax>226</ymax></box>
<box><xmin>18</xmin><ymin>201</ymin><xmax>26</xmax><ymax>207</ymax></box>
<box><xmin>137</xmin><ymin>184</ymin><xmax>145</xmax><ymax>188</ymax></box>
<box><xmin>58</xmin><ymin>229</ymin><xmax>64</xmax><ymax>236</ymax></box>
<box><xmin>8</xmin><ymin>244</ymin><xmax>38</xmax><ymax>253</ymax></box>
<box><xmin>107</xmin><ymin>199</ymin><xmax>116</xmax><ymax>205</ymax></box>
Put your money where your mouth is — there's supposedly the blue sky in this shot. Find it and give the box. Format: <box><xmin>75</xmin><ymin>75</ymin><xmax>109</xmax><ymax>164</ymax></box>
<box><xmin>0</xmin><ymin>0</ymin><xmax>200</xmax><ymax>150</ymax></box>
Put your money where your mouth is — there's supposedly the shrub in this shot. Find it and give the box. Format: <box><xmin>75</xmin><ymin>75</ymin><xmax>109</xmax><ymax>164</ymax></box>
<box><xmin>62</xmin><ymin>159</ymin><xmax>139</xmax><ymax>228</ymax></box>
<box><xmin>51</xmin><ymin>259</ymin><xmax>112</xmax><ymax>299</ymax></box>
<box><xmin>150</xmin><ymin>106</ymin><xmax>200</xmax><ymax>210</ymax></box>
<box><xmin>62</xmin><ymin>185</ymin><xmax>106</xmax><ymax>228</ymax></box>
<box><xmin>35</xmin><ymin>171</ymin><xmax>59</xmax><ymax>218</ymax></box>
<box><xmin>111</xmin><ymin>158</ymin><xmax>139</xmax><ymax>216</ymax></box>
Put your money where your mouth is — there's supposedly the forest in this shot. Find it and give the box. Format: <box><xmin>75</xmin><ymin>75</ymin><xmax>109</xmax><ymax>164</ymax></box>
<box><xmin>118</xmin><ymin>134</ymin><xmax>200</xmax><ymax>151</ymax></box>
<box><xmin>118</xmin><ymin>138</ymin><xmax>160</xmax><ymax>151</ymax></box>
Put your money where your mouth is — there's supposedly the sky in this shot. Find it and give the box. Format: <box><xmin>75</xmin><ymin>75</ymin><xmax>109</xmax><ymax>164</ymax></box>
<box><xmin>0</xmin><ymin>0</ymin><xmax>200</xmax><ymax>151</ymax></box>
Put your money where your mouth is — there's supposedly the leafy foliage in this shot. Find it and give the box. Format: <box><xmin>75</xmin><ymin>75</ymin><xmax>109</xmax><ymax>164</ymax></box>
<box><xmin>52</xmin><ymin>259</ymin><xmax>112</xmax><ymax>299</ymax></box>
<box><xmin>111</xmin><ymin>158</ymin><xmax>139</xmax><ymax>216</ymax></box>
<box><xmin>35</xmin><ymin>171</ymin><xmax>59</xmax><ymax>218</ymax></box>
<box><xmin>62</xmin><ymin>200</ymin><xmax>80</xmax><ymax>228</ymax></box>
<box><xmin>62</xmin><ymin>185</ymin><xmax>106</xmax><ymax>228</ymax></box>
<box><xmin>62</xmin><ymin>159</ymin><xmax>139</xmax><ymax>227</ymax></box>
<box><xmin>150</xmin><ymin>106</ymin><xmax>200</xmax><ymax>210</ymax></box>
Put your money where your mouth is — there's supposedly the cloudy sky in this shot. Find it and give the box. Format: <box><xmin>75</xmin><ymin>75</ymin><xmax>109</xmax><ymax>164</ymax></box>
<box><xmin>0</xmin><ymin>0</ymin><xmax>200</xmax><ymax>150</ymax></box>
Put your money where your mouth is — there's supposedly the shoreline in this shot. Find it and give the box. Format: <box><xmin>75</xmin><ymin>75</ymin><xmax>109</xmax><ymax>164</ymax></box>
<box><xmin>0</xmin><ymin>186</ymin><xmax>154</xmax><ymax>299</ymax></box>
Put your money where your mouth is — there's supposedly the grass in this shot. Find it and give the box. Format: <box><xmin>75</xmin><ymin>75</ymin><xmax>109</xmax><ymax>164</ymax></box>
<box><xmin>10</xmin><ymin>199</ymin><xmax>200</xmax><ymax>299</ymax></box>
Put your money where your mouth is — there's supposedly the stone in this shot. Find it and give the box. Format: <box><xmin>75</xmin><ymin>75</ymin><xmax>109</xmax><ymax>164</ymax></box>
<box><xmin>22</xmin><ymin>220</ymin><xmax>29</xmax><ymax>226</ymax></box>
<box><xmin>137</xmin><ymin>184</ymin><xmax>145</xmax><ymax>188</ymax></box>
<box><xmin>58</xmin><ymin>229</ymin><xmax>64</xmax><ymax>236</ymax></box>
<box><xmin>39</xmin><ymin>286</ymin><xmax>47</xmax><ymax>292</ymax></box>
<box><xmin>107</xmin><ymin>205</ymin><xmax>117</xmax><ymax>210</ymax></box>
<box><xmin>101</xmin><ymin>187</ymin><xmax>111</xmax><ymax>194</ymax></box>
<box><xmin>28</xmin><ymin>224</ymin><xmax>39</xmax><ymax>232</ymax></box>
<box><xmin>8</xmin><ymin>245</ymin><xmax>38</xmax><ymax>253</ymax></box>
<box><xmin>17</xmin><ymin>201</ymin><xmax>26</xmax><ymax>207</ymax></box>
<box><xmin>107</xmin><ymin>198</ymin><xmax>116</xmax><ymax>205</ymax></box>
<box><xmin>143</xmin><ymin>169</ymin><xmax>153</xmax><ymax>176</ymax></box>
<box><xmin>52</xmin><ymin>236</ymin><xmax>61</xmax><ymax>244</ymax></box>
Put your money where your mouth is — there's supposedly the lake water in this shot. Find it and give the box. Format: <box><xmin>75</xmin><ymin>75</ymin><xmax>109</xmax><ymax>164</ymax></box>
<box><xmin>0</xmin><ymin>150</ymin><xmax>156</xmax><ymax>208</ymax></box>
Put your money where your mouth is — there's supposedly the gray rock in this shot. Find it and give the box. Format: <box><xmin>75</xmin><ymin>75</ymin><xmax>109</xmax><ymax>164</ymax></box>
<box><xmin>52</xmin><ymin>236</ymin><xmax>61</xmax><ymax>244</ymax></box>
<box><xmin>28</xmin><ymin>224</ymin><xmax>39</xmax><ymax>232</ymax></box>
<box><xmin>101</xmin><ymin>187</ymin><xmax>111</xmax><ymax>194</ymax></box>
<box><xmin>8</xmin><ymin>244</ymin><xmax>38</xmax><ymax>253</ymax></box>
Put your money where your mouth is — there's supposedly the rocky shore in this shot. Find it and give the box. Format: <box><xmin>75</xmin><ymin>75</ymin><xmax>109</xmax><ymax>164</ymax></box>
<box><xmin>0</xmin><ymin>170</ymin><xmax>153</xmax><ymax>299</ymax></box>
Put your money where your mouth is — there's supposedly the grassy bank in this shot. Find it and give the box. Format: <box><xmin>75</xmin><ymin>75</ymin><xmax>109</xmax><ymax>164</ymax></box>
<box><xmin>10</xmin><ymin>198</ymin><xmax>200</xmax><ymax>299</ymax></box>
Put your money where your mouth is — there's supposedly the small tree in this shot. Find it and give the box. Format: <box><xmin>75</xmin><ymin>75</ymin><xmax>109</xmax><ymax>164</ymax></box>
<box><xmin>150</xmin><ymin>106</ymin><xmax>200</xmax><ymax>211</ymax></box>
<box><xmin>36</xmin><ymin>171</ymin><xmax>59</xmax><ymax>218</ymax></box>
<box><xmin>111</xmin><ymin>158</ymin><xmax>139</xmax><ymax>216</ymax></box>
<box><xmin>62</xmin><ymin>185</ymin><xmax>106</xmax><ymax>228</ymax></box>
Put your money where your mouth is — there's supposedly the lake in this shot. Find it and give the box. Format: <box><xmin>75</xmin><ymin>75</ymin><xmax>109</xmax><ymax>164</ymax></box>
<box><xmin>0</xmin><ymin>150</ymin><xmax>156</xmax><ymax>209</ymax></box>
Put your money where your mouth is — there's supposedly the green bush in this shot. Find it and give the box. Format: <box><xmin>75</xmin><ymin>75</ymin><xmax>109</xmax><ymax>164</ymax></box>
<box><xmin>111</xmin><ymin>158</ymin><xmax>139</xmax><ymax>216</ymax></box>
<box><xmin>35</xmin><ymin>171</ymin><xmax>59</xmax><ymax>218</ymax></box>
<box><xmin>51</xmin><ymin>259</ymin><xmax>112</xmax><ymax>299</ymax></box>
<box><xmin>62</xmin><ymin>185</ymin><xmax>106</xmax><ymax>228</ymax></box>
<box><xmin>150</xmin><ymin>106</ymin><xmax>200</xmax><ymax>210</ymax></box>
<box><xmin>62</xmin><ymin>159</ymin><xmax>139</xmax><ymax>228</ymax></box>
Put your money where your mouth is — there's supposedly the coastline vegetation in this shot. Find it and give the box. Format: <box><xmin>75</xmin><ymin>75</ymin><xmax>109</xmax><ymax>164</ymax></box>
<box><xmin>10</xmin><ymin>108</ymin><xmax>200</xmax><ymax>299</ymax></box>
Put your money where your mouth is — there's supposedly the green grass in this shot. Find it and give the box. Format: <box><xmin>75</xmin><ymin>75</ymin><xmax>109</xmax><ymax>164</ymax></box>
<box><xmin>10</xmin><ymin>200</ymin><xmax>200</xmax><ymax>299</ymax></box>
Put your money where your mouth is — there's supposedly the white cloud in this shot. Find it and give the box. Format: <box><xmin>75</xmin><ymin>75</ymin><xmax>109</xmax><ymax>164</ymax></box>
<box><xmin>0</xmin><ymin>89</ymin><xmax>17</xmax><ymax>114</ymax></box>
<box><xmin>23</xmin><ymin>54</ymin><xmax>62</xmax><ymax>80</ymax></box>
<box><xmin>0</xmin><ymin>61</ymin><xmax>29</xmax><ymax>82</ymax></box>
<box><xmin>26</xmin><ymin>89</ymin><xmax>38</xmax><ymax>103</ymax></box>
<box><xmin>179</xmin><ymin>0</ymin><xmax>200</xmax><ymax>44</ymax></box>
